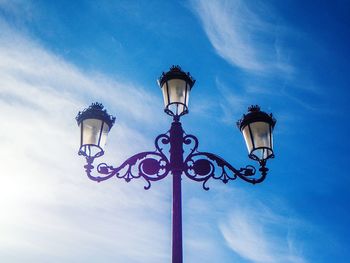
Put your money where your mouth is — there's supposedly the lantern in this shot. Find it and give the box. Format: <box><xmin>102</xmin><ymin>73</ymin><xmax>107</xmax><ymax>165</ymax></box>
<box><xmin>158</xmin><ymin>65</ymin><xmax>195</xmax><ymax>117</ymax></box>
<box><xmin>76</xmin><ymin>102</ymin><xmax>116</xmax><ymax>158</ymax></box>
<box><xmin>237</xmin><ymin>105</ymin><xmax>276</xmax><ymax>162</ymax></box>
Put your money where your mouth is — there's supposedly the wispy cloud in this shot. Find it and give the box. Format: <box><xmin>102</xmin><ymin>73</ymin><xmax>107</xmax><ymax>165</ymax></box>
<box><xmin>181</xmin><ymin>184</ymin><xmax>310</xmax><ymax>263</ymax></box>
<box><xmin>219</xmin><ymin>204</ymin><xmax>308</xmax><ymax>263</ymax></box>
<box><xmin>0</xmin><ymin>19</ymin><xmax>170</xmax><ymax>262</ymax></box>
<box><xmin>190</xmin><ymin>0</ymin><xmax>292</xmax><ymax>73</ymax></box>
<box><xmin>190</xmin><ymin>0</ymin><xmax>329</xmax><ymax>114</ymax></box>
<box><xmin>215</xmin><ymin>77</ymin><xmax>252</xmax><ymax>125</ymax></box>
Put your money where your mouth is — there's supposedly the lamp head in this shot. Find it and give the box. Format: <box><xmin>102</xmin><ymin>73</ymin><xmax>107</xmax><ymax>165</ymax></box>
<box><xmin>76</xmin><ymin>102</ymin><xmax>116</xmax><ymax>158</ymax></box>
<box><xmin>237</xmin><ymin>105</ymin><xmax>276</xmax><ymax>162</ymax></box>
<box><xmin>158</xmin><ymin>65</ymin><xmax>195</xmax><ymax>118</ymax></box>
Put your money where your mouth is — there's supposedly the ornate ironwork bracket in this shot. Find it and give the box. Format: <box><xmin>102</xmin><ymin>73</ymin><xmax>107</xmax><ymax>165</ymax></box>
<box><xmin>183</xmin><ymin>134</ymin><xmax>268</xmax><ymax>190</ymax></box>
<box><xmin>80</xmin><ymin>134</ymin><xmax>171</xmax><ymax>190</ymax></box>
<box><xmin>80</xmin><ymin>127</ymin><xmax>269</xmax><ymax>191</ymax></box>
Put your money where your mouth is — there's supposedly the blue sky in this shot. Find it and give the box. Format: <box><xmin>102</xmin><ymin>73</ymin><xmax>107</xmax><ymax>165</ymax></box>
<box><xmin>0</xmin><ymin>0</ymin><xmax>349</xmax><ymax>262</ymax></box>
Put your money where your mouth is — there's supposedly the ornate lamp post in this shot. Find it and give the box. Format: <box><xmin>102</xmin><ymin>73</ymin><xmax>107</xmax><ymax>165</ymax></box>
<box><xmin>76</xmin><ymin>65</ymin><xmax>276</xmax><ymax>263</ymax></box>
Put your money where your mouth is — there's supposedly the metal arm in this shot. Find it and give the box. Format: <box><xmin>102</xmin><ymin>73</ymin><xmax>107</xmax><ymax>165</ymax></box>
<box><xmin>80</xmin><ymin>122</ymin><xmax>269</xmax><ymax>190</ymax></box>
<box><xmin>81</xmin><ymin>133</ymin><xmax>171</xmax><ymax>190</ymax></box>
<box><xmin>183</xmin><ymin>134</ymin><xmax>268</xmax><ymax>190</ymax></box>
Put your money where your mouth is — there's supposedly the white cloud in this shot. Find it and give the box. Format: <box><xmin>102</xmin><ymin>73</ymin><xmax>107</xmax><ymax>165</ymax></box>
<box><xmin>0</xmin><ymin>20</ymin><xmax>171</xmax><ymax>262</ymax></box>
<box><xmin>215</xmin><ymin>78</ymin><xmax>250</xmax><ymax>125</ymax></box>
<box><xmin>190</xmin><ymin>0</ymin><xmax>293</xmax><ymax>74</ymax></box>
<box><xmin>179</xmin><ymin>184</ymin><xmax>310</xmax><ymax>263</ymax></box>
<box><xmin>219</xmin><ymin>204</ymin><xmax>308</xmax><ymax>263</ymax></box>
<box><xmin>190</xmin><ymin>0</ymin><xmax>328</xmax><ymax>114</ymax></box>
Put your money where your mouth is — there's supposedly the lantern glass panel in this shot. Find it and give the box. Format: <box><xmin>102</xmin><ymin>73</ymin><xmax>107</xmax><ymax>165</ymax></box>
<box><xmin>242</xmin><ymin>125</ymin><xmax>253</xmax><ymax>153</ymax></box>
<box><xmin>81</xmin><ymin>118</ymin><xmax>108</xmax><ymax>148</ymax></box>
<box><xmin>99</xmin><ymin>122</ymin><xmax>110</xmax><ymax>149</ymax></box>
<box><xmin>162</xmin><ymin>79</ymin><xmax>189</xmax><ymax>115</ymax></box>
<box><xmin>185</xmin><ymin>89</ymin><xmax>190</xmax><ymax>107</ymax></box>
<box><xmin>161</xmin><ymin>82</ymin><xmax>169</xmax><ymax>107</ymax></box>
<box><xmin>250</xmin><ymin>121</ymin><xmax>273</xmax><ymax>159</ymax></box>
<box><xmin>168</xmin><ymin>79</ymin><xmax>187</xmax><ymax>103</ymax></box>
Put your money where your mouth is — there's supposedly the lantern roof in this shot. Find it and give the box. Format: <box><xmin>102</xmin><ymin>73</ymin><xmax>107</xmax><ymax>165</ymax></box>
<box><xmin>237</xmin><ymin>105</ymin><xmax>276</xmax><ymax>131</ymax></box>
<box><xmin>76</xmin><ymin>102</ymin><xmax>116</xmax><ymax>128</ymax></box>
<box><xmin>158</xmin><ymin>65</ymin><xmax>196</xmax><ymax>89</ymax></box>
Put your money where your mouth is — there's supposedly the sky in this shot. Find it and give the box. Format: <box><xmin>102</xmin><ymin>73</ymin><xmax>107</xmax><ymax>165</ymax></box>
<box><xmin>0</xmin><ymin>0</ymin><xmax>349</xmax><ymax>262</ymax></box>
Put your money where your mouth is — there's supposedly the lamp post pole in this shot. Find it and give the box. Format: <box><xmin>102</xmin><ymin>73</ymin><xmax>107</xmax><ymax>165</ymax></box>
<box><xmin>76</xmin><ymin>66</ymin><xmax>276</xmax><ymax>263</ymax></box>
<box><xmin>169</xmin><ymin>118</ymin><xmax>184</xmax><ymax>263</ymax></box>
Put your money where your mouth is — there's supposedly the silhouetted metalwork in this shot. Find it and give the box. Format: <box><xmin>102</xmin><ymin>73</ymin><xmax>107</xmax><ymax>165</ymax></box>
<box><xmin>82</xmin><ymin>133</ymin><xmax>170</xmax><ymax>190</ymax></box>
<box><xmin>76</xmin><ymin>66</ymin><xmax>276</xmax><ymax>263</ymax></box>
<box><xmin>79</xmin><ymin>120</ymin><xmax>270</xmax><ymax>190</ymax></box>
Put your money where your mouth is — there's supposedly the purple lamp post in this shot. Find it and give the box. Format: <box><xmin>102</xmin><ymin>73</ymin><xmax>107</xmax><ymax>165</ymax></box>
<box><xmin>76</xmin><ymin>65</ymin><xmax>276</xmax><ymax>263</ymax></box>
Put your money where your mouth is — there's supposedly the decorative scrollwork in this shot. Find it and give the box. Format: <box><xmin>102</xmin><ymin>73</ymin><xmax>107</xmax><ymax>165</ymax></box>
<box><xmin>81</xmin><ymin>126</ymin><xmax>269</xmax><ymax>190</ymax></box>
<box><xmin>83</xmin><ymin>133</ymin><xmax>171</xmax><ymax>190</ymax></box>
<box><xmin>183</xmin><ymin>134</ymin><xmax>267</xmax><ymax>190</ymax></box>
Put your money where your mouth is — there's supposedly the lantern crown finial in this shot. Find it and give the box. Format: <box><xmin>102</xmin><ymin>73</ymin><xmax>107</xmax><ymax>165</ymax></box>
<box><xmin>170</xmin><ymin>65</ymin><xmax>182</xmax><ymax>71</ymax></box>
<box><xmin>248</xmin><ymin>105</ymin><xmax>261</xmax><ymax>112</ymax></box>
<box><xmin>76</xmin><ymin>102</ymin><xmax>116</xmax><ymax>129</ymax></box>
<box><xmin>90</xmin><ymin>102</ymin><xmax>104</xmax><ymax>110</ymax></box>
<box><xmin>158</xmin><ymin>65</ymin><xmax>196</xmax><ymax>88</ymax></box>
<box><xmin>237</xmin><ymin>105</ymin><xmax>276</xmax><ymax>130</ymax></box>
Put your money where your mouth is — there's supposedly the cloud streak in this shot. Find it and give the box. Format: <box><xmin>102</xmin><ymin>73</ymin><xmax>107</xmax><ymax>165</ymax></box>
<box><xmin>219</xmin><ymin>204</ymin><xmax>308</xmax><ymax>263</ymax></box>
<box><xmin>191</xmin><ymin>0</ymin><xmax>291</xmax><ymax>73</ymax></box>
<box><xmin>0</xmin><ymin>19</ymin><xmax>171</xmax><ymax>263</ymax></box>
<box><xmin>190</xmin><ymin>0</ymin><xmax>328</xmax><ymax>117</ymax></box>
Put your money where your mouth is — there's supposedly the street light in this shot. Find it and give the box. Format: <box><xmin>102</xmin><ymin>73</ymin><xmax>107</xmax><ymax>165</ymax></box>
<box><xmin>76</xmin><ymin>65</ymin><xmax>276</xmax><ymax>263</ymax></box>
<box><xmin>158</xmin><ymin>65</ymin><xmax>195</xmax><ymax>117</ymax></box>
<box><xmin>76</xmin><ymin>102</ymin><xmax>116</xmax><ymax>159</ymax></box>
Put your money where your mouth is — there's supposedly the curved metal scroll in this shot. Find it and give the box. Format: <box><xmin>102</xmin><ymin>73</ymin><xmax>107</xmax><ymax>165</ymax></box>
<box><xmin>183</xmin><ymin>134</ymin><xmax>268</xmax><ymax>190</ymax></box>
<box><xmin>83</xmin><ymin>133</ymin><xmax>171</xmax><ymax>190</ymax></box>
